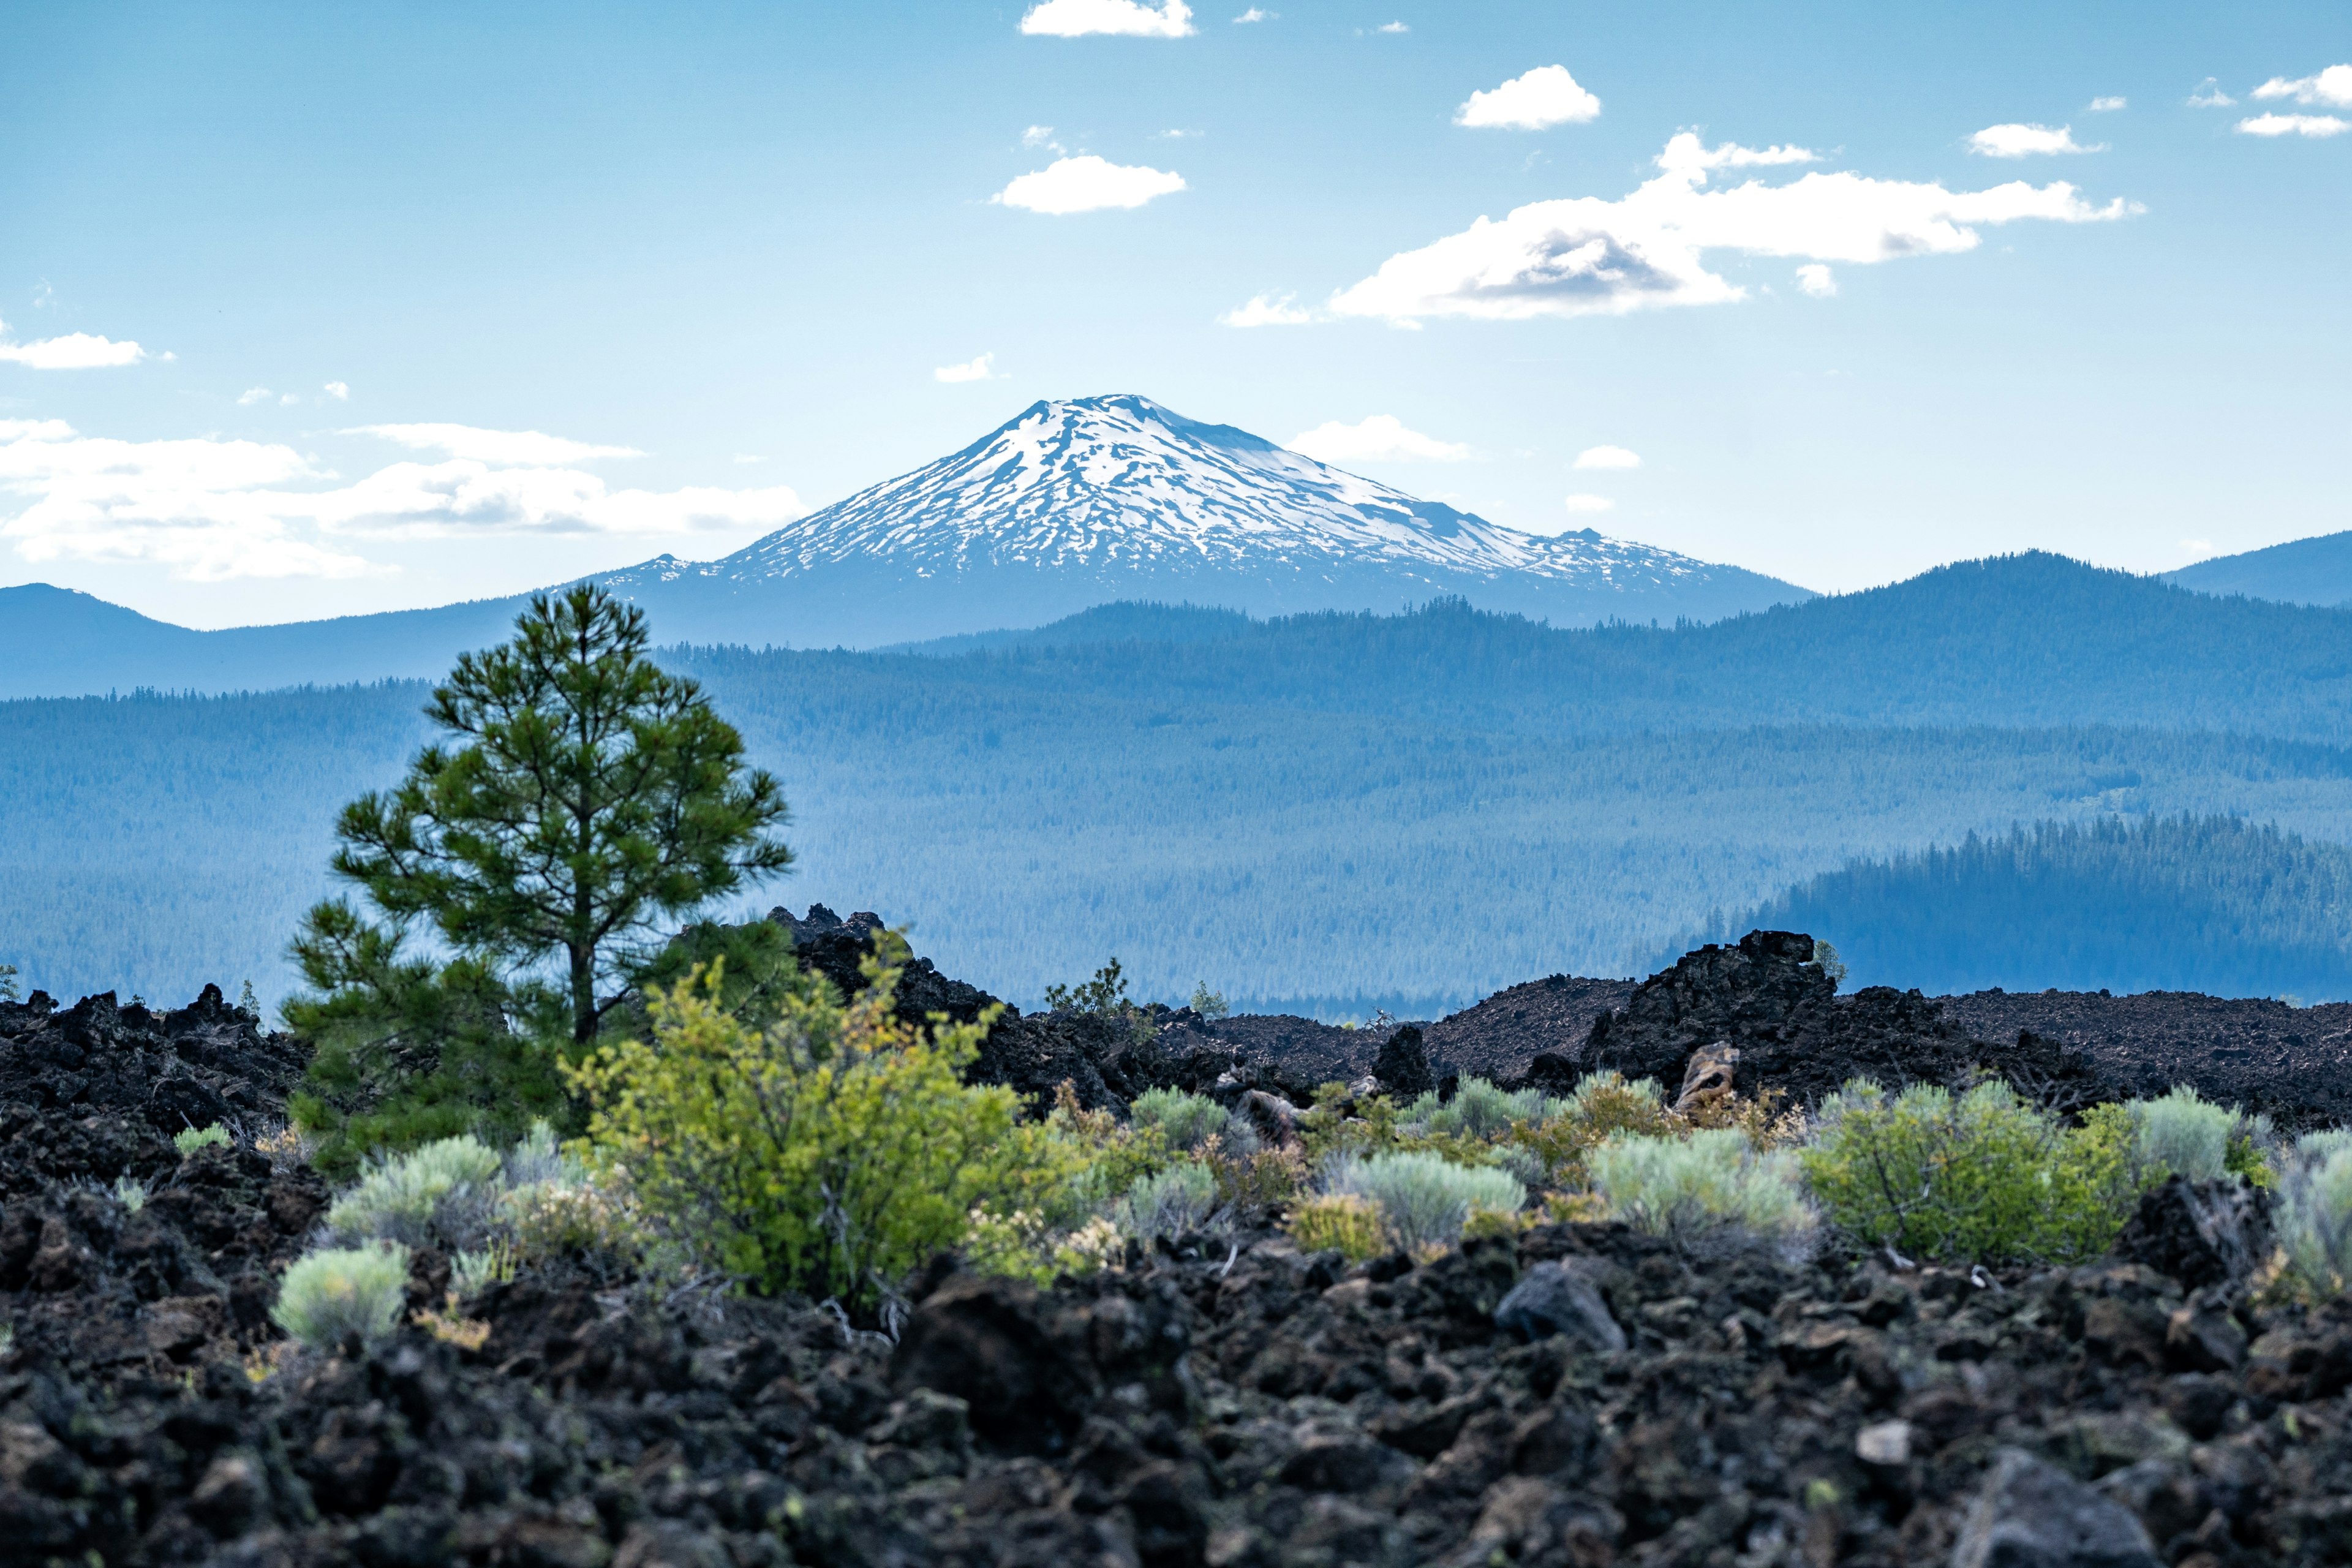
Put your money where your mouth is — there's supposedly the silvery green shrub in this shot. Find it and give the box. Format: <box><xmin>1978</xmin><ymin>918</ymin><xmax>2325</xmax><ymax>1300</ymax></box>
<box><xmin>1131</xmin><ymin>1088</ymin><xmax>1228</xmax><ymax>1152</ymax></box>
<box><xmin>2274</xmin><ymin>1131</ymin><xmax>2352</xmax><ymax>1299</ymax></box>
<box><xmin>2130</xmin><ymin>1086</ymin><xmax>2239</xmax><ymax>1184</ymax></box>
<box><xmin>327</xmin><ymin>1135</ymin><xmax>503</xmax><ymax>1248</ymax></box>
<box><xmin>271</xmin><ymin>1244</ymin><xmax>411</xmax><ymax>1351</ymax></box>
<box><xmin>1322</xmin><ymin>1150</ymin><xmax>1524</xmax><ymax>1251</ymax></box>
<box><xmin>1118</xmin><ymin>1161</ymin><xmax>1219</xmax><ymax>1240</ymax></box>
<box><xmin>1593</xmin><ymin>1127</ymin><xmax>1810</xmax><ymax>1240</ymax></box>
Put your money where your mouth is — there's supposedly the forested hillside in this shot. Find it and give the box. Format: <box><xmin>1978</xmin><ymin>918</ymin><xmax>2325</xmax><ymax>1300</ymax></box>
<box><xmin>14</xmin><ymin>554</ymin><xmax>2352</xmax><ymax>1013</ymax></box>
<box><xmin>1733</xmin><ymin>815</ymin><xmax>2352</xmax><ymax>1000</ymax></box>
<box><xmin>815</xmin><ymin>554</ymin><xmax>2352</xmax><ymax>744</ymax></box>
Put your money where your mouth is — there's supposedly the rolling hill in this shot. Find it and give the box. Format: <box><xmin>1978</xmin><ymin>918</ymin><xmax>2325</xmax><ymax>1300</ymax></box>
<box><xmin>2166</xmin><ymin>530</ymin><xmax>2352</xmax><ymax>609</ymax></box>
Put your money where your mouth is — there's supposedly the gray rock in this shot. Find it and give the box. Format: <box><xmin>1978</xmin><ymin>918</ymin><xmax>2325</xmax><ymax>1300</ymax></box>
<box><xmin>1953</xmin><ymin>1448</ymin><xmax>2161</xmax><ymax>1568</ymax></box>
<box><xmin>1492</xmin><ymin>1259</ymin><xmax>1626</xmax><ymax>1355</ymax></box>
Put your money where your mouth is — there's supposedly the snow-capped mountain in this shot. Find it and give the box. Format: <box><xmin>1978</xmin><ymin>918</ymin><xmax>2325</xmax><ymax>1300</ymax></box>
<box><xmin>601</xmin><ymin>394</ymin><xmax>1807</xmax><ymax>646</ymax></box>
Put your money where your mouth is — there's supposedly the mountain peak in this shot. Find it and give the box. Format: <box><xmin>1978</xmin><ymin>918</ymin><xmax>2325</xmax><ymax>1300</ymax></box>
<box><xmin>594</xmin><ymin>394</ymin><xmax>1809</xmax><ymax>643</ymax></box>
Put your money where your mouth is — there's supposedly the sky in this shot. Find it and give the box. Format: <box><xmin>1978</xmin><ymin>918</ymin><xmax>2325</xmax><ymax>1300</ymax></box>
<box><xmin>2</xmin><ymin>0</ymin><xmax>2346</xmax><ymax>628</ymax></box>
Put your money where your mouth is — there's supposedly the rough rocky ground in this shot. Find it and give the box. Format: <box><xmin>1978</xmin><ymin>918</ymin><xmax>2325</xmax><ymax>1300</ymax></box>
<box><xmin>12</xmin><ymin>930</ymin><xmax>2352</xmax><ymax>1564</ymax></box>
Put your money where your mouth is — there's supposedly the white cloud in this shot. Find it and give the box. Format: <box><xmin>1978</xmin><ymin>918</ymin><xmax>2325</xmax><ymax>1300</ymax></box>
<box><xmin>1376</xmin><ymin>21</ymin><xmax>1408</xmax><ymax>32</ymax></box>
<box><xmin>1020</xmin><ymin>0</ymin><xmax>1194</xmax><ymax>37</ymax></box>
<box><xmin>2236</xmin><ymin>112</ymin><xmax>2350</xmax><ymax>138</ymax></box>
<box><xmin>993</xmin><ymin>155</ymin><xmax>1186</xmax><ymax>213</ymax></box>
<box><xmin>935</xmin><ymin>353</ymin><xmax>1005</xmax><ymax>383</ymax></box>
<box><xmin>0</xmin><ymin>418</ymin><xmax>804</xmax><ymax>581</ymax></box>
<box><xmin>323</xmin><ymin>381</ymin><xmax>350</xmax><ymax>401</ymax></box>
<box><xmin>2180</xmin><ymin>538</ymin><xmax>2216</xmax><ymax>557</ymax></box>
<box><xmin>0</xmin><ymin>319</ymin><xmax>148</xmax><ymax>369</ymax></box>
<box><xmin>1794</xmin><ymin>262</ymin><xmax>1838</xmax><ymax>296</ymax></box>
<box><xmin>2087</xmin><ymin>96</ymin><xmax>2127</xmax><ymax>112</ymax></box>
<box><xmin>2253</xmin><ymin>66</ymin><xmax>2352</xmax><ymax>108</ymax></box>
<box><xmin>352</xmin><ymin>423</ymin><xmax>643</xmax><ymax>465</ymax></box>
<box><xmin>238</xmin><ymin>386</ymin><xmax>273</xmax><ymax>405</ymax></box>
<box><xmin>1656</xmin><ymin>136</ymin><xmax>1818</xmax><ymax>173</ymax></box>
<box><xmin>1287</xmin><ymin>415</ymin><xmax>1469</xmax><ymax>464</ymax></box>
<box><xmin>733</xmin><ymin>454</ymin><xmax>766</xmax><ymax>465</ymax></box>
<box><xmin>1455</xmin><ymin>66</ymin><xmax>1602</xmax><ymax>130</ymax></box>
<box><xmin>1969</xmin><ymin>123</ymin><xmax>2103</xmax><ymax>157</ymax></box>
<box><xmin>1219</xmin><ymin>292</ymin><xmax>1314</xmax><ymax>326</ymax></box>
<box><xmin>1022</xmin><ymin>125</ymin><xmax>1063</xmax><ymax>153</ymax></box>
<box><xmin>1329</xmin><ymin>131</ymin><xmax>2138</xmax><ymax>323</ymax></box>
<box><xmin>1573</xmin><ymin>445</ymin><xmax>1640</xmax><ymax>469</ymax></box>
<box><xmin>1232</xmin><ymin>6</ymin><xmax>1272</xmax><ymax>19</ymax></box>
<box><xmin>2188</xmin><ymin>79</ymin><xmax>2236</xmax><ymax>108</ymax></box>
<box><xmin>279</xmin><ymin>393</ymin><xmax>301</xmax><ymax>406</ymax></box>
<box><xmin>1561</xmin><ymin>494</ymin><xmax>1615</xmax><ymax>513</ymax></box>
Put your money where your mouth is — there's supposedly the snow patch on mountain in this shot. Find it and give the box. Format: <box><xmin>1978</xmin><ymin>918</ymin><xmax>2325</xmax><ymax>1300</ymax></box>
<box><xmin>649</xmin><ymin>394</ymin><xmax>1725</xmax><ymax>592</ymax></box>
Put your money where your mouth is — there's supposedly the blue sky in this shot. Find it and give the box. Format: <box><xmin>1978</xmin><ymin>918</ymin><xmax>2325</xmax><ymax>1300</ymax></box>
<box><xmin>2</xmin><ymin>1</ymin><xmax>2346</xmax><ymax>627</ymax></box>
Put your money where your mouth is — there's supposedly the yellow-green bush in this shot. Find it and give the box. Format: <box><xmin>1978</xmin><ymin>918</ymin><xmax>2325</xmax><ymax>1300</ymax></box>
<box><xmin>1801</xmin><ymin>1079</ymin><xmax>2127</xmax><ymax>1264</ymax></box>
<box><xmin>175</xmin><ymin>1124</ymin><xmax>230</xmax><ymax>1157</ymax></box>
<box><xmin>1286</xmin><ymin>1193</ymin><xmax>1386</xmax><ymax>1262</ymax></box>
<box><xmin>567</xmin><ymin>944</ymin><xmax>1033</xmax><ymax>1312</ymax></box>
<box><xmin>2272</xmin><ymin>1130</ymin><xmax>2352</xmax><ymax>1300</ymax></box>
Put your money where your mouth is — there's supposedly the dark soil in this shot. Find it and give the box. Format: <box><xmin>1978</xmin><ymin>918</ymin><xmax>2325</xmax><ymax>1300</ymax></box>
<box><xmin>1420</xmin><ymin>976</ymin><xmax>1638</xmax><ymax>1086</ymax></box>
<box><xmin>1944</xmin><ymin>990</ymin><xmax>2352</xmax><ymax>1134</ymax></box>
<box><xmin>18</xmin><ymin>932</ymin><xmax>2352</xmax><ymax>1564</ymax></box>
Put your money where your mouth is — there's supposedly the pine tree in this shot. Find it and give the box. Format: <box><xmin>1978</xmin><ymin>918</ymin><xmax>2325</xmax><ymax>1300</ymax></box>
<box><xmin>287</xmin><ymin>585</ymin><xmax>791</xmax><ymax>1161</ymax></box>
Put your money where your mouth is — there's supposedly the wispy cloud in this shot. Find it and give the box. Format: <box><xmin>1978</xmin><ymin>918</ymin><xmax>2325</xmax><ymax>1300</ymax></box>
<box><xmin>1794</xmin><ymin>262</ymin><xmax>1838</xmax><ymax>296</ymax></box>
<box><xmin>1288</xmin><ymin>415</ymin><xmax>1469</xmax><ymax>464</ymax></box>
<box><xmin>1330</xmin><ymin>132</ymin><xmax>2136</xmax><ymax>324</ymax></box>
<box><xmin>1375</xmin><ymin>20</ymin><xmax>1408</xmax><ymax>33</ymax></box>
<box><xmin>1021</xmin><ymin>124</ymin><xmax>1065</xmax><ymax>153</ymax></box>
<box><xmin>1455</xmin><ymin>65</ymin><xmax>1602</xmax><ymax>130</ymax></box>
<box><xmin>1020</xmin><ymin>0</ymin><xmax>1194</xmax><ymax>37</ymax></box>
<box><xmin>993</xmin><ymin>155</ymin><xmax>1186</xmax><ymax>213</ymax></box>
<box><xmin>0</xmin><ymin>418</ymin><xmax>802</xmax><ymax>581</ymax></box>
<box><xmin>1219</xmin><ymin>293</ymin><xmax>1314</xmax><ymax>326</ymax></box>
<box><xmin>1968</xmin><ymin>123</ymin><xmax>2103</xmax><ymax>157</ymax></box>
<box><xmin>2087</xmin><ymin>96</ymin><xmax>2127</xmax><ymax>112</ymax></box>
<box><xmin>323</xmin><ymin>381</ymin><xmax>350</xmax><ymax>401</ymax></box>
<box><xmin>352</xmin><ymin>423</ymin><xmax>642</xmax><ymax>465</ymax></box>
<box><xmin>1232</xmin><ymin>6</ymin><xmax>1272</xmax><ymax>20</ymax></box>
<box><xmin>2236</xmin><ymin>112</ymin><xmax>2350</xmax><ymax>138</ymax></box>
<box><xmin>2252</xmin><ymin>65</ymin><xmax>2352</xmax><ymax>108</ymax></box>
<box><xmin>0</xmin><ymin>318</ymin><xmax>148</xmax><ymax>369</ymax></box>
<box><xmin>1573</xmin><ymin>445</ymin><xmax>1640</xmax><ymax>470</ymax></box>
<box><xmin>2187</xmin><ymin>78</ymin><xmax>2236</xmax><ymax>108</ymax></box>
<box><xmin>238</xmin><ymin>387</ymin><xmax>273</xmax><ymax>406</ymax></box>
<box><xmin>934</xmin><ymin>353</ymin><xmax>1006</xmax><ymax>383</ymax></box>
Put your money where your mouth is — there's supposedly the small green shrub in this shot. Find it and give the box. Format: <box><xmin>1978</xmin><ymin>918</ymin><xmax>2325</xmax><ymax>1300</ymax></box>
<box><xmin>271</xmin><ymin>1244</ymin><xmax>412</xmax><ymax>1351</ymax></box>
<box><xmin>1506</xmin><ymin>1071</ymin><xmax>1672</xmax><ymax>1185</ymax></box>
<box><xmin>1322</xmin><ymin>1150</ymin><xmax>1525</xmax><ymax>1253</ymax></box>
<box><xmin>175</xmin><ymin>1124</ymin><xmax>231</xmax><ymax>1156</ymax></box>
<box><xmin>2272</xmin><ymin>1131</ymin><xmax>2352</xmax><ymax>1300</ymax></box>
<box><xmin>112</xmin><ymin>1175</ymin><xmax>150</xmax><ymax>1213</ymax></box>
<box><xmin>1131</xmin><ymin>1088</ymin><xmax>1229</xmax><ymax>1152</ymax></box>
<box><xmin>1285</xmin><ymin>1193</ymin><xmax>1387</xmax><ymax>1262</ymax></box>
<box><xmin>568</xmin><ymin>944</ymin><xmax>1032</xmax><ymax>1313</ymax></box>
<box><xmin>2132</xmin><ymin>1087</ymin><xmax>2239</xmax><ymax>1184</ymax></box>
<box><xmin>1118</xmin><ymin>1161</ymin><xmax>1218</xmax><ymax>1241</ymax></box>
<box><xmin>1801</xmin><ymin>1079</ymin><xmax>2123</xmax><ymax>1264</ymax></box>
<box><xmin>327</xmin><ymin>1135</ymin><xmax>504</xmax><ymax>1248</ymax></box>
<box><xmin>1188</xmin><ymin>982</ymin><xmax>1231</xmax><ymax>1021</ymax></box>
<box><xmin>1589</xmin><ymin>1128</ymin><xmax>1811</xmax><ymax>1238</ymax></box>
<box><xmin>451</xmin><ymin>1241</ymin><xmax>517</xmax><ymax>1298</ymax></box>
<box><xmin>1414</xmin><ymin>1077</ymin><xmax>1554</xmax><ymax>1140</ymax></box>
